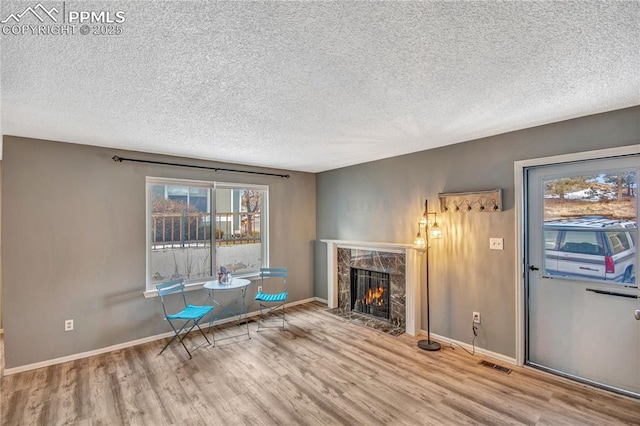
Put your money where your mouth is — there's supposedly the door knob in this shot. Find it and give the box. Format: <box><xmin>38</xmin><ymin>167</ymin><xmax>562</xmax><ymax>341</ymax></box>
<box><xmin>635</xmin><ymin>310</ymin><xmax>640</xmax><ymax>321</ymax></box>
<box><xmin>529</xmin><ymin>265</ymin><xmax>539</xmax><ymax>271</ymax></box>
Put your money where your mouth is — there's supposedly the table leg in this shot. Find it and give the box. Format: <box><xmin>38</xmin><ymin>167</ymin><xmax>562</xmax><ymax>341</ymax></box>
<box><xmin>241</xmin><ymin>286</ymin><xmax>250</xmax><ymax>338</ymax></box>
<box><xmin>207</xmin><ymin>285</ymin><xmax>250</xmax><ymax>345</ymax></box>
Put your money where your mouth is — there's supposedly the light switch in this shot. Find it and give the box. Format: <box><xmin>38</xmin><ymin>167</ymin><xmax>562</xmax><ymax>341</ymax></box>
<box><xmin>490</xmin><ymin>238</ymin><xmax>504</xmax><ymax>250</ymax></box>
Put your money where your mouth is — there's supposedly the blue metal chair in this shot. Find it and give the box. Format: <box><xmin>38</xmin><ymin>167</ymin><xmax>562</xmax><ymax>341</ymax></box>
<box><xmin>254</xmin><ymin>267</ymin><xmax>288</xmax><ymax>331</ymax></box>
<box><xmin>156</xmin><ymin>278</ymin><xmax>214</xmax><ymax>358</ymax></box>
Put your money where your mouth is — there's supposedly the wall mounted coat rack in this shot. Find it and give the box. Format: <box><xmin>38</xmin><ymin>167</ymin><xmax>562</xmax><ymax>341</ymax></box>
<box><xmin>438</xmin><ymin>189</ymin><xmax>502</xmax><ymax>213</ymax></box>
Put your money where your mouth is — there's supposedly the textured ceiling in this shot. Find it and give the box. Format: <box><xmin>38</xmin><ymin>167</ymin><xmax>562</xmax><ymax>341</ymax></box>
<box><xmin>1</xmin><ymin>1</ymin><xmax>639</xmax><ymax>172</ymax></box>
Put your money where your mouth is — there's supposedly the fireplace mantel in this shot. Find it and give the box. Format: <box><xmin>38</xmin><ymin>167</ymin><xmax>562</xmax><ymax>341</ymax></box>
<box><xmin>321</xmin><ymin>239</ymin><xmax>421</xmax><ymax>336</ymax></box>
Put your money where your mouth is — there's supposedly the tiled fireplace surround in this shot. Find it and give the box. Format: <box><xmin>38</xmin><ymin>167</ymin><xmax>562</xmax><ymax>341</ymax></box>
<box><xmin>322</xmin><ymin>240</ymin><xmax>421</xmax><ymax>336</ymax></box>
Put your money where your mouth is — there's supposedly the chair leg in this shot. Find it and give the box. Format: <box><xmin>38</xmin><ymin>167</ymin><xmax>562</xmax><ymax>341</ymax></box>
<box><xmin>282</xmin><ymin>304</ymin><xmax>285</xmax><ymax>331</ymax></box>
<box><xmin>161</xmin><ymin>318</ymin><xmax>210</xmax><ymax>359</ymax></box>
<box><xmin>195</xmin><ymin>321</ymin><xmax>211</xmax><ymax>345</ymax></box>
<box><xmin>159</xmin><ymin>333</ymin><xmax>179</xmax><ymax>356</ymax></box>
<box><xmin>177</xmin><ymin>336</ymin><xmax>193</xmax><ymax>359</ymax></box>
<box><xmin>181</xmin><ymin>320</ymin><xmax>211</xmax><ymax>351</ymax></box>
<box><xmin>257</xmin><ymin>302</ymin><xmax>264</xmax><ymax>332</ymax></box>
<box><xmin>256</xmin><ymin>302</ymin><xmax>286</xmax><ymax>331</ymax></box>
<box><xmin>174</xmin><ymin>323</ymin><xmax>195</xmax><ymax>359</ymax></box>
<box><xmin>160</xmin><ymin>320</ymin><xmax>193</xmax><ymax>359</ymax></box>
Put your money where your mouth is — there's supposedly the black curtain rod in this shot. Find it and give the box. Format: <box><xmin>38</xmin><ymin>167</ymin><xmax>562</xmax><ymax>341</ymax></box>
<box><xmin>112</xmin><ymin>155</ymin><xmax>290</xmax><ymax>179</ymax></box>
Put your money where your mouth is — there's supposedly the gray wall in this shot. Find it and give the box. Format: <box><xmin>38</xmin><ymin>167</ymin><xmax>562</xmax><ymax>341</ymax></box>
<box><xmin>0</xmin><ymin>161</ymin><xmax>2</xmax><ymax>330</ymax></box>
<box><xmin>315</xmin><ymin>106</ymin><xmax>640</xmax><ymax>358</ymax></box>
<box><xmin>2</xmin><ymin>136</ymin><xmax>316</xmax><ymax>369</ymax></box>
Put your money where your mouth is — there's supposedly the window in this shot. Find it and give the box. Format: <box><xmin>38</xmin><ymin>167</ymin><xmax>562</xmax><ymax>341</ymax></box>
<box><xmin>606</xmin><ymin>231</ymin><xmax>631</xmax><ymax>255</ymax></box>
<box><xmin>146</xmin><ymin>178</ymin><xmax>268</xmax><ymax>293</ymax></box>
<box><xmin>544</xmin><ymin>230</ymin><xmax>559</xmax><ymax>250</ymax></box>
<box><xmin>541</xmin><ymin>170</ymin><xmax>637</xmax><ymax>283</ymax></box>
<box><xmin>560</xmin><ymin>231</ymin><xmax>604</xmax><ymax>255</ymax></box>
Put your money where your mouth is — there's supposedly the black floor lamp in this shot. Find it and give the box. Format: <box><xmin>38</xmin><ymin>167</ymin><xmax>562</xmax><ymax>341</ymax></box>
<box><xmin>413</xmin><ymin>199</ymin><xmax>442</xmax><ymax>351</ymax></box>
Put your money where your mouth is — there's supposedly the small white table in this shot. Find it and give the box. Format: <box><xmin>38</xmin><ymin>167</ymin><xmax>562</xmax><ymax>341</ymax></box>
<box><xmin>203</xmin><ymin>278</ymin><xmax>252</xmax><ymax>343</ymax></box>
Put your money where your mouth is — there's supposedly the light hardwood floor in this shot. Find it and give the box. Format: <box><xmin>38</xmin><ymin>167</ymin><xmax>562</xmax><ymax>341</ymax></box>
<box><xmin>1</xmin><ymin>302</ymin><xmax>639</xmax><ymax>425</ymax></box>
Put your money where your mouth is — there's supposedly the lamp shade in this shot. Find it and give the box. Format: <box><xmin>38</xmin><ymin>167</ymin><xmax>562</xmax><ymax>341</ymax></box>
<box><xmin>429</xmin><ymin>223</ymin><xmax>442</xmax><ymax>239</ymax></box>
<box><xmin>414</xmin><ymin>232</ymin><xmax>426</xmax><ymax>250</ymax></box>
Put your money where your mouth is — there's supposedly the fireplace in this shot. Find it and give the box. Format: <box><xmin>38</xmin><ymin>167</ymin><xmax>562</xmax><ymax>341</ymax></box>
<box><xmin>322</xmin><ymin>239</ymin><xmax>421</xmax><ymax>336</ymax></box>
<box><xmin>350</xmin><ymin>268</ymin><xmax>390</xmax><ymax>320</ymax></box>
<box><xmin>334</xmin><ymin>247</ymin><xmax>407</xmax><ymax>332</ymax></box>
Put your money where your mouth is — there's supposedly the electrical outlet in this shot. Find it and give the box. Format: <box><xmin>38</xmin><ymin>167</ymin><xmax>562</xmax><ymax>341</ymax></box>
<box><xmin>490</xmin><ymin>238</ymin><xmax>504</xmax><ymax>250</ymax></box>
<box><xmin>257</xmin><ymin>286</ymin><xmax>263</xmax><ymax>293</ymax></box>
<box><xmin>473</xmin><ymin>312</ymin><xmax>480</xmax><ymax>324</ymax></box>
<box><xmin>64</xmin><ymin>319</ymin><xmax>74</xmax><ymax>331</ymax></box>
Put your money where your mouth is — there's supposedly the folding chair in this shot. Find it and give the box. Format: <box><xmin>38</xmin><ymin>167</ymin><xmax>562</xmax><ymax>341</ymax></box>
<box><xmin>156</xmin><ymin>278</ymin><xmax>214</xmax><ymax>358</ymax></box>
<box><xmin>254</xmin><ymin>267</ymin><xmax>288</xmax><ymax>331</ymax></box>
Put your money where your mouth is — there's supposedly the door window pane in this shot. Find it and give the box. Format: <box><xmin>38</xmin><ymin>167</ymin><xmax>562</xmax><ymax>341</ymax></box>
<box><xmin>543</xmin><ymin>172</ymin><xmax>637</xmax><ymax>221</ymax></box>
<box><xmin>542</xmin><ymin>171</ymin><xmax>637</xmax><ymax>284</ymax></box>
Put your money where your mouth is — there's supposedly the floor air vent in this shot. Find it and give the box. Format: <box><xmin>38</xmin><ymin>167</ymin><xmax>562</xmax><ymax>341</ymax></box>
<box><xmin>479</xmin><ymin>360</ymin><xmax>512</xmax><ymax>374</ymax></box>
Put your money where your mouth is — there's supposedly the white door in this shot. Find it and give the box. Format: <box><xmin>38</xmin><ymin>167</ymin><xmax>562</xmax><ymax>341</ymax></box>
<box><xmin>526</xmin><ymin>155</ymin><xmax>640</xmax><ymax>396</ymax></box>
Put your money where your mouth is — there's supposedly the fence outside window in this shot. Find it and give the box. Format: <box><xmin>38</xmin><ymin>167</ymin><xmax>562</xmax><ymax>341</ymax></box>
<box><xmin>151</xmin><ymin>211</ymin><xmax>260</xmax><ymax>249</ymax></box>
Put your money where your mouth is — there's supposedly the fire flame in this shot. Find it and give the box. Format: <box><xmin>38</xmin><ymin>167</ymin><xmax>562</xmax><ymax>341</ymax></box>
<box><xmin>365</xmin><ymin>286</ymin><xmax>385</xmax><ymax>306</ymax></box>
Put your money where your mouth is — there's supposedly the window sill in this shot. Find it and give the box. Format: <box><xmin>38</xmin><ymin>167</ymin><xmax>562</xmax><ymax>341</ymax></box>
<box><xmin>143</xmin><ymin>274</ymin><xmax>260</xmax><ymax>298</ymax></box>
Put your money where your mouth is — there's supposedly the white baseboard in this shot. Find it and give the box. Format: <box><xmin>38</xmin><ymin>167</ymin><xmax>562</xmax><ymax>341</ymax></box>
<box><xmin>426</xmin><ymin>331</ymin><xmax>517</xmax><ymax>366</ymax></box>
<box><xmin>313</xmin><ymin>297</ymin><xmax>327</xmax><ymax>304</ymax></box>
<box><xmin>3</xmin><ymin>330</ymin><xmax>178</xmax><ymax>376</ymax></box>
<box><xmin>3</xmin><ymin>297</ymin><xmax>319</xmax><ymax>376</ymax></box>
<box><xmin>287</xmin><ymin>297</ymin><xmax>318</xmax><ymax>307</ymax></box>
